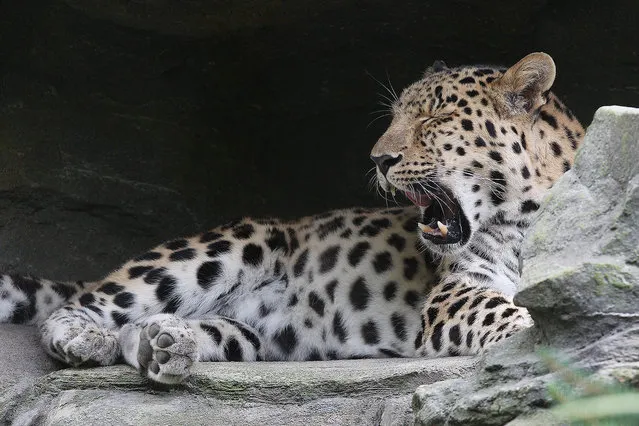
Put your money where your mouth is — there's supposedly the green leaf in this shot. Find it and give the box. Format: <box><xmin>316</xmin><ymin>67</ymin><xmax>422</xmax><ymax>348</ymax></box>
<box><xmin>552</xmin><ymin>393</ymin><xmax>639</xmax><ymax>422</ymax></box>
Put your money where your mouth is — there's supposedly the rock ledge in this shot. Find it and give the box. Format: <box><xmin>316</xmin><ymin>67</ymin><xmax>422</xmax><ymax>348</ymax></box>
<box><xmin>0</xmin><ymin>324</ymin><xmax>477</xmax><ymax>425</ymax></box>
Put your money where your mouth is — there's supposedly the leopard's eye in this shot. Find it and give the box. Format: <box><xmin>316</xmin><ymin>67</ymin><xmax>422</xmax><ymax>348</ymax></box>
<box><xmin>419</xmin><ymin>114</ymin><xmax>449</xmax><ymax>124</ymax></box>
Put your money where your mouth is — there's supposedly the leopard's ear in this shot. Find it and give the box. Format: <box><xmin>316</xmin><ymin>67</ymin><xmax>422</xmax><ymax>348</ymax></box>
<box><xmin>492</xmin><ymin>52</ymin><xmax>556</xmax><ymax>115</ymax></box>
<box><xmin>424</xmin><ymin>60</ymin><xmax>448</xmax><ymax>76</ymax></box>
<box><xmin>431</xmin><ymin>60</ymin><xmax>447</xmax><ymax>72</ymax></box>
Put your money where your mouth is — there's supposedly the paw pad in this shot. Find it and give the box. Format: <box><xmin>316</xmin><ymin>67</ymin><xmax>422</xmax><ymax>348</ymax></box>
<box><xmin>137</xmin><ymin>333</ymin><xmax>154</xmax><ymax>368</ymax></box>
<box><xmin>156</xmin><ymin>350</ymin><xmax>170</xmax><ymax>364</ymax></box>
<box><xmin>157</xmin><ymin>333</ymin><xmax>174</xmax><ymax>348</ymax></box>
<box><xmin>147</xmin><ymin>323</ymin><xmax>161</xmax><ymax>339</ymax></box>
<box><xmin>136</xmin><ymin>318</ymin><xmax>198</xmax><ymax>385</ymax></box>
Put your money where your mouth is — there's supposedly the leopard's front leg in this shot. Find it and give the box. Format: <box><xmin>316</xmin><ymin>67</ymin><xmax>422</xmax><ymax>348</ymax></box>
<box><xmin>416</xmin><ymin>275</ymin><xmax>532</xmax><ymax>357</ymax></box>
<box><xmin>119</xmin><ymin>314</ymin><xmax>263</xmax><ymax>385</ymax></box>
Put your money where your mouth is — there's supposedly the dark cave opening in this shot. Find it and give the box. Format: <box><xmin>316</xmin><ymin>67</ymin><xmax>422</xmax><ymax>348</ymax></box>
<box><xmin>0</xmin><ymin>0</ymin><xmax>637</xmax><ymax>278</ymax></box>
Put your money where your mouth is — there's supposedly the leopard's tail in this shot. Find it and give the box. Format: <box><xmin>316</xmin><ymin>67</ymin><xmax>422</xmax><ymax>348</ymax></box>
<box><xmin>0</xmin><ymin>274</ymin><xmax>90</xmax><ymax>325</ymax></box>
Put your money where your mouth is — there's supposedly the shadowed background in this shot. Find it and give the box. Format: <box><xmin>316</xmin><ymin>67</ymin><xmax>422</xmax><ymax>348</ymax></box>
<box><xmin>0</xmin><ymin>0</ymin><xmax>637</xmax><ymax>279</ymax></box>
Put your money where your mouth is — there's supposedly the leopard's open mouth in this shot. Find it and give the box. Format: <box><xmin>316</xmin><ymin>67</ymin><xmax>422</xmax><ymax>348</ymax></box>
<box><xmin>404</xmin><ymin>184</ymin><xmax>470</xmax><ymax>245</ymax></box>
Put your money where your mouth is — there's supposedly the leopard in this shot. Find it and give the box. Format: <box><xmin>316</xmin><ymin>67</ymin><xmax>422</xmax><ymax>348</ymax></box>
<box><xmin>0</xmin><ymin>52</ymin><xmax>584</xmax><ymax>385</ymax></box>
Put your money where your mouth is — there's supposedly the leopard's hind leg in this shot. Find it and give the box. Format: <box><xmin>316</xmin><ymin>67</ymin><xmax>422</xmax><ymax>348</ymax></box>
<box><xmin>41</xmin><ymin>304</ymin><xmax>122</xmax><ymax>366</ymax></box>
<box><xmin>43</xmin><ymin>304</ymin><xmax>264</xmax><ymax>384</ymax></box>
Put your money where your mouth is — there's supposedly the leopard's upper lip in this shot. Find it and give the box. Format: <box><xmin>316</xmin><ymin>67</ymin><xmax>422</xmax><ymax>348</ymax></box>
<box><xmin>404</xmin><ymin>191</ymin><xmax>433</xmax><ymax>208</ymax></box>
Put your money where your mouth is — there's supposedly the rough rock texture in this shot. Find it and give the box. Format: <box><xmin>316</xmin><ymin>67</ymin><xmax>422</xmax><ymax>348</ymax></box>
<box><xmin>413</xmin><ymin>106</ymin><xmax>639</xmax><ymax>425</ymax></box>
<box><xmin>0</xmin><ymin>337</ymin><xmax>478</xmax><ymax>425</ymax></box>
<box><xmin>2</xmin><ymin>317</ymin><xmax>477</xmax><ymax>425</ymax></box>
<box><xmin>0</xmin><ymin>325</ymin><xmax>59</xmax><ymax>392</ymax></box>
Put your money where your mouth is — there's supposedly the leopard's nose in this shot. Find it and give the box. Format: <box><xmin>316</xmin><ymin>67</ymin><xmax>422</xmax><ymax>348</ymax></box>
<box><xmin>370</xmin><ymin>154</ymin><xmax>402</xmax><ymax>176</ymax></box>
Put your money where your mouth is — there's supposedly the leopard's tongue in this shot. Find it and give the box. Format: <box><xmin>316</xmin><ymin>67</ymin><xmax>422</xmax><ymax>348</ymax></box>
<box><xmin>405</xmin><ymin>191</ymin><xmax>433</xmax><ymax>208</ymax></box>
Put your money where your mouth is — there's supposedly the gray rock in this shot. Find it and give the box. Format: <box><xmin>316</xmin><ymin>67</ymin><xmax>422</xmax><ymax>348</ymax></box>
<box><xmin>1</xmin><ymin>356</ymin><xmax>478</xmax><ymax>425</ymax></box>
<box><xmin>413</xmin><ymin>106</ymin><xmax>639</xmax><ymax>425</ymax></box>
<box><xmin>519</xmin><ymin>105</ymin><xmax>639</xmax><ymax>347</ymax></box>
<box><xmin>0</xmin><ymin>318</ymin><xmax>477</xmax><ymax>425</ymax></box>
<box><xmin>36</xmin><ymin>391</ymin><xmax>411</xmax><ymax>426</ymax></box>
<box><xmin>0</xmin><ymin>324</ymin><xmax>58</xmax><ymax>392</ymax></box>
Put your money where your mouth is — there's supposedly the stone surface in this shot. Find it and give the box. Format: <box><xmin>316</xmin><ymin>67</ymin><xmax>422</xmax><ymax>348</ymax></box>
<box><xmin>518</xmin><ymin>106</ymin><xmax>639</xmax><ymax>348</ymax></box>
<box><xmin>0</xmin><ymin>255</ymin><xmax>478</xmax><ymax>424</ymax></box>
<box><xmin>0</xmin><ymin>311</ymin><xmax>477</xmax><ymax>425</ymax></box>
<box><xmin>40</xmin><ymin>391</ymin><xmax>407</xmax><ymax>426</ymax></box>
<box><xmin>0</xmin><ymin>351</ymin><xmax>478</xmax><ymax>425</ymax></box>
<box><xmin>0</xmin><ymin>325</ymin><xmax>59</xmax><ymax>392</ymax></box>
<box><xmin>413</xmin><ymin>106</ymin><xmax>639</xmax><ymax>425</ymax></box>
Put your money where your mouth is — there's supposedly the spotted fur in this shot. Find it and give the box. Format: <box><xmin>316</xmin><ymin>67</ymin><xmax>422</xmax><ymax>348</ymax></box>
<box><xmin>0</xmin><ymin>53</ymin><xmax>583</xmax><ymax>384</ymax></box>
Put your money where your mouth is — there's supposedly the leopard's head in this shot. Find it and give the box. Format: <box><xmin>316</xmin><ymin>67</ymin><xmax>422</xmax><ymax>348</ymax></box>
<box><xmin>371</xmin><ymin>52</ymin><xmax>582</xmax><ymax>256</ymax></box>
